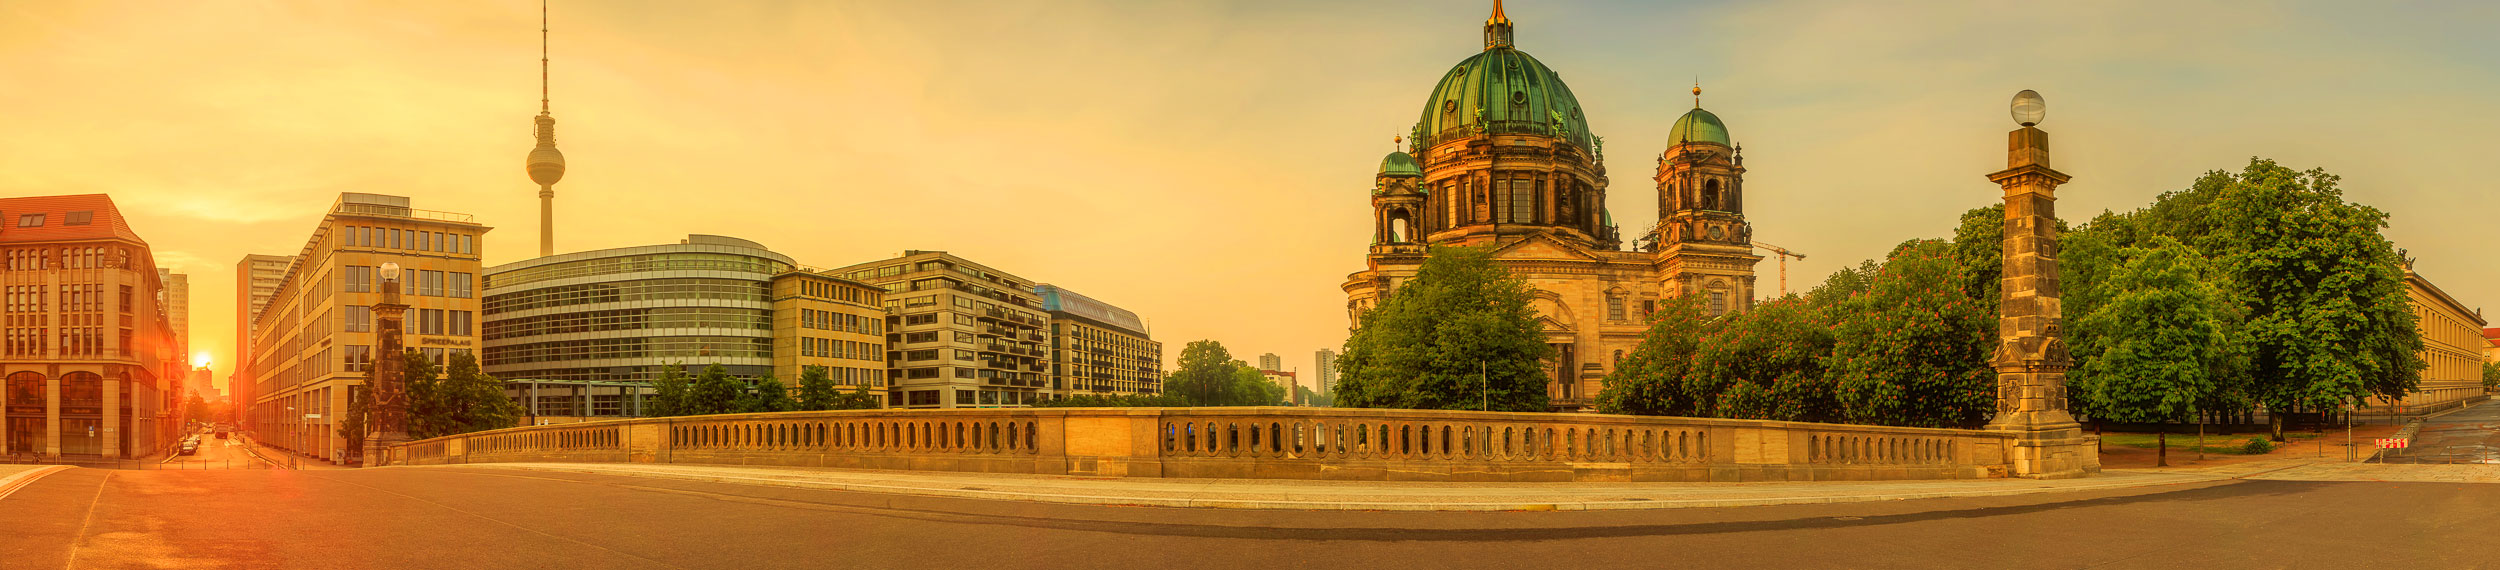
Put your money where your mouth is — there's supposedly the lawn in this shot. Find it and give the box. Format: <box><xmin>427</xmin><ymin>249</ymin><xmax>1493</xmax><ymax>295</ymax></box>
<box><xmin>2098</xmin><ymin>432</ymin><xmax>2283</xmax><ymax>455</ymax></box>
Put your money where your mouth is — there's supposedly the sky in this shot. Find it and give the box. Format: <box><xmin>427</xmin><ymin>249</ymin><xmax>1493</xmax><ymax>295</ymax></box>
<box><xmin>3</xmin><ymin>1</ymin><xmax>2494</xmax><ymax>392</ymax></box>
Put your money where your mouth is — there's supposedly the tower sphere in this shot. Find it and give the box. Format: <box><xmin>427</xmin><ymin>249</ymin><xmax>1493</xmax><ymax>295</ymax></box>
<box><xmin>526</xmin><ymin>115</ymin><xmax>567</xmax><ymax>186</ymax></box>
<box><xmin>2011</xmin><ymin>89</ymin><xmax>2046</xmax><ymax>127</ymax></box>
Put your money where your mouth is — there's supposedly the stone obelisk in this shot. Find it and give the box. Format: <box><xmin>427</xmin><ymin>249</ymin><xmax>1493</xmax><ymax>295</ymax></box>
<box><xmin>1983</xmin><ymin>90</ymin><xmax>2098</xmax><ymax>479</ymax></box>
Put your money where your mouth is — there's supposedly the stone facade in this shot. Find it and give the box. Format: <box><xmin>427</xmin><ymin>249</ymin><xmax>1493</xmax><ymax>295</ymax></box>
<box><xmin>2394</xmin><ymin>267</ymin><xmax>2487</xmax><ymax>411</ymax></box>
<box><xmin>1343</xmin><ymin>9</ymin><xmax>1758</xmax><ymax>412</ymax></box>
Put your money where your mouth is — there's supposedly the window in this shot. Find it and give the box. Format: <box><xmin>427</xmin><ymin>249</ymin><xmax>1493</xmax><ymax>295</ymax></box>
<box><xmin>1606</xmin><ymin>294</ymin><xmax>1625</xmax><ymax>321</ymax></box>
<box><xmin>1708</xmin><ymin>291</ymin><xmax>1728</xmax><ymax>316</ymax></box>
<box><xmin>64</xmin><ymin>211</ymin><xmax>92</xmax><ymax>226</ymax></box>
<box><xmin>342</xmin><ymin>266</ymin><xmax>374</xmax><ymax>293</ymax></box>
<box><xmin>449</xmin><ymin>310</ymin><xmax>473</xmax><ymax>336</ymax></box>
<box><xmin>344</xmin><ymin>306</ymin><xmax>372</xmax><ymax>332</ymax></box>
<box><xmin>419</xmin><ymin>309</ymin><xmax>444</xmax><ymax>335</ymax></box>
<box><xmin>955</xmin><ymin>390</ymin><xmax>976</xmax><ymax>405</ymax></box>
<box><xmin>421</xmin><ymin>347</ymin><xmax>445</xmax><ymax>365</ymax></box>
<box><xmin>16</xmin><ymin>214</ymin><xmax>43</xmax><ymax>227</ymax></box>
<box><xmin>344</xmin><ymin>345</ymin><xmax>373</xmax><ymax>372</ymax></box>
<box><xmin>417</xmin><ymin>270</ymin><xmax>443</xmax><ymax>297</ymax></box>
<box><xmin>1502</xmin><ymin>179</ymin><xmax>1535</xmax><ymax>223</ymax></box>
<box><xmin>447</xmin><ymin>273</ymin><xmax>473</xmax><ymax>298</ymax></box>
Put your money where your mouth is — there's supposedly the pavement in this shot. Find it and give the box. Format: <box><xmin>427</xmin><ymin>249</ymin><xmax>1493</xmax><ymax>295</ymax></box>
<box><xmin>2386</xmin><ymin>396</ymin><xmax>2500</xmax><ymax>464</ymax></box>
<box><xmin>423</xmin><ymin>458</ymin><xmax>2327</xmax><ymax>511</ymax></box>
<box><xmin>1</xmin><ymin>459</ymin><xmax>2496</xmax><ymax>569</ymax></box>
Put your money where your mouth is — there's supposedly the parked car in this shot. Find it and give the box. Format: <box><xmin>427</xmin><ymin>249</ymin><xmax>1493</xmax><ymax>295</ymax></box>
<box><xmin>178</xmin><ymin>440</ymin><xmax>199</xmax><ymax>456</ymax></box>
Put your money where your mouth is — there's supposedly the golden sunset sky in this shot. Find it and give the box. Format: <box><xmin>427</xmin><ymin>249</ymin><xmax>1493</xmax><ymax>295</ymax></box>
<box><xmin>4</xmin><ymin>1</ymin><xmax>2493</xmax><ymax>390</ymax></box>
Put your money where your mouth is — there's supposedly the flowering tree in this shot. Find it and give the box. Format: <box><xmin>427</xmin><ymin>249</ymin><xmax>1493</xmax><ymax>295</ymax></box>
<box><xmin>1823</xmin><ymin>241</ymin><xmax>1996</xmax><ymax>429</ymax></box>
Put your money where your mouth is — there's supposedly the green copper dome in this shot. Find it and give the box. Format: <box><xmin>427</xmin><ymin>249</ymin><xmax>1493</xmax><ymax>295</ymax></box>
<box><xmin>1378</xmin><ymin>151</ymin><xmax>1423</xmax><ymax>177</ymax></box>
<box><xmin>1668</xmin><ymin>107</ymin><xmax>1731</xmax><ymax>147</ymax></box>
<box><xmin>1415</xmin><ymin>47</ymin><xmax>1594</xmax><ymax>150</ymax></box>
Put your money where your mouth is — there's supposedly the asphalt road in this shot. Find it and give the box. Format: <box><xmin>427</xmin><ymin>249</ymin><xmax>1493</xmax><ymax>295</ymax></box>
<box><xmin>155</xmin><ymin>435</ymin><xmax>275</xmax><ymax>471</ymax></box>
<box><xmin>2388</xmin><ymin>401</ymin><xmax>2500</xmax><ymax>464</ymax></box>
<box><xmin>1</xmin><ymin>466</ymin><xmax>2494</xmax><ymax>569</ymax></box>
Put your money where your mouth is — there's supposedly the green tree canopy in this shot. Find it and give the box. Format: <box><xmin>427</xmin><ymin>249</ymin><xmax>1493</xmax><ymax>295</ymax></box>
<box><xmin>2075</xmin><ymin>236</ymin><xmax>2243</xmax><ymax>465</ymax></box>
<box><xmin>686</xmin><ymin>363</ymin><xmax>741</xmax><ymax>416</ymax></box>
<box><xmin>1334</xmin><ymin>246</ymin><xmax>1554</xmax><ymax>412</ymax></box>
<box><xmin>1824</xmin><ymin>240</ymin><xmax>1996</xmax><ymax>429</ymax></box>
<box><xmin>408</xmin><ymin>350</ymin><xmax>522</xmax><ymax>440</ymax></box>
<box><xmin>647</xmin><ymin>364</ymin><xmax>691</xmax><ymax>417</ymax></box>
<box><xmin>1690</xmin><ymin>297</ymin><xmax>1839</xmax><ymax>422</ymax></box>
<box><xmin>1597</xmin><ymin>295</ymin><xmax>1710</xmax><ymax>416</ymax></box>
<box><xmin>796</xmin><ymin>366</ymin><xmax>839</xmax><ymax>411</ymax></box>
<box><xmin>737</xmin><ymin>374</ymin><xmax>798</xmax><ymax>414</ymax></box>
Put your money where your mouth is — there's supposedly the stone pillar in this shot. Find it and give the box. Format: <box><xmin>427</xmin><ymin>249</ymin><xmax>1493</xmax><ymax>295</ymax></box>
<box><xmin>1983</xmin><ymin>121</ymin><xmax>2099</xmax><ymax>479</ymax></box>
<box><xmin>45</xmin><ymin>374</ymin><xmax>60</xmax><ymax>457</ymax></box>
<box><xmin>365</xmin><ymin>272</ymin><xmax>411</xmax><ymax>467</ymax></box>
<box><xmin>101</xmin><ymin>374</ymin><xmax>119</xmax><ymax>458</ymax></box>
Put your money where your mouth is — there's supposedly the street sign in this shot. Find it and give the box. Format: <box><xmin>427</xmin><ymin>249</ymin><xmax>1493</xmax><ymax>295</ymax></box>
<box><xmin>2375</xmin><ymin>438</ymin><xmax>2408</xmax><ymax>449</ymax></box>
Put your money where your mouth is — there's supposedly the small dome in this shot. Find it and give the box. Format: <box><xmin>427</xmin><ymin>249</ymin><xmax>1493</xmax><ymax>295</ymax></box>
<box><xmin>1668</xmin><ymin>107</ymin><xmax>1731</xmax><ymax>147</ymax></box>
<box><xmin>1377</xmin><ymin>151</ymin><xmax>1423</xmax><ymax>177</ymax></box>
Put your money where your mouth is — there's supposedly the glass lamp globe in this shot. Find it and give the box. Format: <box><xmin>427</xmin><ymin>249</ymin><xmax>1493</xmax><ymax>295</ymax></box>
<box><xmin>379</xmin><ymin>262</ymin><xmax>402</xmax><ymax>281</ymax></box>
<box><xmin>2011</xmin><ymin>90</ymin><xmax>2046</xmax><ymax>127</ymax></box>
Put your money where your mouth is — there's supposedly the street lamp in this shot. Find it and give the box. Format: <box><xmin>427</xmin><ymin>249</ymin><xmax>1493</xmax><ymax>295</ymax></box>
<box><xmin>2011</xmin><ymin>89</ymin><xmax>2046</xmax><ymax>127</ymax></box>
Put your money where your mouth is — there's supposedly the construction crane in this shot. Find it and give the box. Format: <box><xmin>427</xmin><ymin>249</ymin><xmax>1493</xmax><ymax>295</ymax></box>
<box><xmin>1752</xmin><ymin>242</ymin><xmax>1806</xmax><ymax>297</ymax></box>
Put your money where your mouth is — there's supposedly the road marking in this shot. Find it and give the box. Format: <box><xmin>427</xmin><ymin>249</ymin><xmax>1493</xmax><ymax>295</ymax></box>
<box><xmin>60</xmin><ymin>470</ymin><xmax>111</xmax><ymax>569</ymax></box>
<box><xmin>299</xmin><ymin>473</ymin><xmax>688</xmax><ymax>569</ymax></box>
<box><xmin>0</xmin><ymin>465</ymin><xmax>71</xmax><ymax>502</ymax></box>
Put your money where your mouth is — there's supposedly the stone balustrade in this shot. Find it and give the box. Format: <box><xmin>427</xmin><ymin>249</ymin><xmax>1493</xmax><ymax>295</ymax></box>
<box><xmin>383</xmin><ymin>407</ymin><xmax>2024</xmax><ymax>482</ymax></box>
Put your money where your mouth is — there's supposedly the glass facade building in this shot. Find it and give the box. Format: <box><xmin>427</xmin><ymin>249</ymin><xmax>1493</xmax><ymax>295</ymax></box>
<box><xmin>481</xmin><ymin>235</ymin><xmax>793</xmax><ymax>384</ymax></box>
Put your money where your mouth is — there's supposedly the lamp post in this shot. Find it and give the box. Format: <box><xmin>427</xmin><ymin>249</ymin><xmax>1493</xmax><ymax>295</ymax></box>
<box><xmin>364</xmin><ymin>263</ymin><xmax>411</xmax><ymax>467</ymax></box>
<box><xmin>1984</xmin><ymin>89</ymin><xmax>2097</xmax><ymax>478</ymax></box>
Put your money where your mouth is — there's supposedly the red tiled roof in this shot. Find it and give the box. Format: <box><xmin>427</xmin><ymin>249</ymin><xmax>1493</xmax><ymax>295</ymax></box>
<box><xmin>0</xmin><ymin>194</ymin><xmax>146</xmax><ymax>245</ymax></box>
<box><xmin>2485</xmin><ymin>327</ymin><xmax>2500</xmax><ymax>340</ymax></box>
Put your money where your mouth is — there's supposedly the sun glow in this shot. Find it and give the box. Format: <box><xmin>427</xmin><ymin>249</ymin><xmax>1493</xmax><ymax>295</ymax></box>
<box><xmin>193</xmin><ymin>352</ymin><xmax>214</xmax><ymax>369</ymax></box>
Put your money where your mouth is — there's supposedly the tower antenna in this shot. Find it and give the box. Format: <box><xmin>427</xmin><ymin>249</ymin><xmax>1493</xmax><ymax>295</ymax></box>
<box><xmin>1692</xmin><ymin>78</ymin><xmax>1702</xmax><ymax>108</ymax></box>
<box><xmin>541</xmin><ymin>1</ymin><xmax>550</xmax><ymax>113</ymax></box>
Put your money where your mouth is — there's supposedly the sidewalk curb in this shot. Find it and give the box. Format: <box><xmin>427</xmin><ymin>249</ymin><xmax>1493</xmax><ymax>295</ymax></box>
<box><xmin>0</xmin><ymin>465</ymin><xmax>71</xmax><ymax>502</ymax></box>
<box><xmin>422</xmin><ymin>463</ymin><xmax>2259</xmax><ymax>512</ymax></box>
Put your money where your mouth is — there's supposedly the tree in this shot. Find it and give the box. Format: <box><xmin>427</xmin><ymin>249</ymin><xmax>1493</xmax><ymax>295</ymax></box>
<box><xmin>1166</xmin><ymin>340</ymin><xmax>1242</xmax><ymax>406</ymax></box>
<box><xmin>400</xmin><ymin>349</ymin><xmax>445</xmax><ymax>439</ymax></box>
<box><xmin>1232</xmin><ymin>363</ymin><xmax>1287</xmax><ymax>406</ymax></box>
<box><xmin>736</xmin><ymin>374</ymin><xmax>798</xmax><ymax>414</ymax></box>
<box><xmin>2484</xmin><ymin>362</ymin><xmax>2499</xmax><ymax>391</ymax></box>
<box><xmin>1949</xmin><ymin>204</ymin><xmax>2005</xmax><ymax>316</ymax></box>
<box><xmin>2211</xmin><ymin>159</ymin><xmax>2423</xmax><ymax>441</ymax></box>
<box><xmin>2075</xmin><ymin>236</ymin><xmax>2241</xmax><ymax>466</ymax></box>
<box><xmin>403</xmin><ymin>350</ymin><xmax>521</xmax><ymax>440</ymax></box>
<box><xmin>1335</xmin><ymin>246</ymin><xmax>1555</xmax><ymax>411</ymax></box>
<box><xmin>796</xmin><ymin>366</ymin><xmax>839</xmax><ymax>411</ymax></box>
<box><xmin>1597</xmin><ymin>296</ymin><xmax>1710</xmax><ymax>416</ymax></box>
<box><xmin>1033</xmin><ymin>393</ymin><xmax>1191</xmax><ymax>408</ymax></box>
<box><xmin>337</xmin><ymin>384</ymin><xmax>368</xmax><ymax>456</ymax></box>
<box><xmin>1824</xmin><ymin>241</ymin><xmax>1997</xmax><ymax>429</ymax></box>
<box><xmin>829</xmin><ymin>385</ymin><xmax>882</xmax><ymax>410</ymax></box>
<box><xmin>1688</xmin><ymin>297</ymin><xmax>1839</xmax><ymax>423</ymax></box>
<box><xmin>647</xmin><ymin>364</ymin><xmax>691</xmax><ymax>417</ymax></box>
<box><xmin>686</xmin><ymin>364</ymin><xmax>742</xmax><ymax>416</ymax></box>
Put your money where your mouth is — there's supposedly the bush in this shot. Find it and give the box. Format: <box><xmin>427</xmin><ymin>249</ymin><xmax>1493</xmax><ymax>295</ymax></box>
<box><xmin>2241</xmin><ymin>437</ymin><xmax>2274</xmax><ymax>455</ymax></box>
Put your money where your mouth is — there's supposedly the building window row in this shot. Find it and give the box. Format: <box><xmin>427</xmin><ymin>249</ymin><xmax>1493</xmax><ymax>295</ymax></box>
<box><xmin>414</xmin><ymin>309</ymin><xmax>477</xmax><ymax>336</ymax></box>
<box><xmin>342</xmin><ymin>225</ymin><xmax>475</xmax><ymax>257</ymax></box>
<box><xmin>481</xmin><ymin>278</ymin><xmax>769</xmax><ymax>315</ymax></box>
<box><xmin>481</xmin><ymin>335</ymin><xmax>771</xmax><ymax>367</ymax></box>
<box><xmin>799</xmin><ymin>308</ymin><xmax>880</xmax><ymax>335</ymax></box>
<box><xmin>482</xmin><ymin>307</ymin><xmax>771</xmax><ymax>341</ymax></box>
<box><xmin>485</xmin><ymin>253</ymin><xmax>792</xmax><ymax>290</ymax></box>
<box><xmin>797</xmin><ymin>279</ymin><xmax>882</xmax><ymax>306</ymax></box>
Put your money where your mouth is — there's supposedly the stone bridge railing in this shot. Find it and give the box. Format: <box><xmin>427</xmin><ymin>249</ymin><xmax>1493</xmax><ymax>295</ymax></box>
<box><xmin>384</xmin><ymin>408</ymin><xmax>2026</xmax><ymax>482</ymax></box>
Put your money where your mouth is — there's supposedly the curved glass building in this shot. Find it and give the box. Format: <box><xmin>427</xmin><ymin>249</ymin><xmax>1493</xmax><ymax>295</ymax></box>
<box><xmin>481</xmin><ymin>235</ymin><xmax>793</xmax><ymax>383</ymax></box>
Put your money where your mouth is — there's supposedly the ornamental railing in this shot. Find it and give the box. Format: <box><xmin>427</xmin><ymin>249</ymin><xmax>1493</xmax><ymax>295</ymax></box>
<box><xmin>380</xmin><ymin>407</ymin><xmax>2026</xmax><ymax>482</ymax></box>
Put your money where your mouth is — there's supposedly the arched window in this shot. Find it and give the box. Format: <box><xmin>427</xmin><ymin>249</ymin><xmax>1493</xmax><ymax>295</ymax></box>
<box><xmin>1388</xmin><ymin>211</ymin><xmax>1413</xmax><ymax>243</ymax></box>
<box><xmin>6</xmin><ymin>372</ymin><xmax>44</xmax><ymax>410</ymax></box>
<box><xmin>1703</xmin><ymin>179</ymin><xmax>1722</xmax><ymax>211</ymax></box>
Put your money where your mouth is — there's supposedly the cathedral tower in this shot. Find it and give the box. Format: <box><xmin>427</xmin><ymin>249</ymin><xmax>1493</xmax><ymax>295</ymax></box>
<box><xmin>1649</xmin><ymin>85</ymin><xmax>1761</xmax><ymax>314</ymax></box>
<box><xmin>1406</xmin><ymin>0</ymin><xmax>1614</xmax><ymax>249</ymax></box>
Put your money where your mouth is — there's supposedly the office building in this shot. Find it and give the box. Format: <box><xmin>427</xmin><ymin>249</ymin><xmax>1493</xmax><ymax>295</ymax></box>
<box><xmin>2</xmin><ymin>194</ymin><xmax>185</xmax><ymax>458</ymax></box>
<box><xmin>831</xmin><ymin>251</ymin><xmax>1050</xmax><ymax>408</ymax></box>
<box><xmin>231</xmin><ymin>253</ymin><xmax>292</xmax><ymax>433</ymax></box>
<box><xmin>246</xmin><ymin>193</ymin><xmax>489</xmax><ymax>464</ymax></box>
<box><xmin>1258</xmin><ymin>353</ymin><xmax>1281</xmax><ymax>372</ymax></box>
<box><xmin>480</xmin><ymin>235</ymin><xmax>889</xmax><ymax>420</ymax></box>
<box><xmin>1035</xmin><ymin>284</ymin><xmax>1161</xmax><ymax>397</ymax></box>
<box><xmin>158</xmin><ymin>269</ymin><xmax>189</xmax><ymax>363</ymax></box>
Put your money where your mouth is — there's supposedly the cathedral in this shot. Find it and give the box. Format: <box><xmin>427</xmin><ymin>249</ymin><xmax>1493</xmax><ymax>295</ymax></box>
<box><xmin>1342</xmin><ymin>2</ymin><xmax>1762</xmax><ymax>412</ymax></box>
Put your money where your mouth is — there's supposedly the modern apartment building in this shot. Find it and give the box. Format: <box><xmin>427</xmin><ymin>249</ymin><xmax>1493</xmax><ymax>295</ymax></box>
<box><xmin>832</xmin><ymin>251</ymin><xmax>1050</xmax><ymax>409</ymax></box>
<box><xmin>231</xmin><ymin>254</ymin><xmax>292</xmax><ymax>433</ymax></box>
<box><xmin>1034</xmin><ymin>284</ymin><xmax>1161</xmax><ymax>397</ymax></box>
<box><xmin>1258</xmin><ymin>353</ymin><xmax>1282</xmax><ymax>372</ymax></box>
<box><xmin>245</xmin><ymin>193</ymin><xmax>488</xmax><ymax>464</ymax></box>
<box><xmin>2</xmin><ymin>194</ymin><xmax>185</xmax><ymax>458</ymax></box>
<box><xmin>1261</xmin><ymin>369</ymin><xmax>1299</xmax><ymax>405</ymax></box>
<box><xmin>770</xmin><ymin>271</ymin><xmax>889</xmax><ymax>394</ymax></box>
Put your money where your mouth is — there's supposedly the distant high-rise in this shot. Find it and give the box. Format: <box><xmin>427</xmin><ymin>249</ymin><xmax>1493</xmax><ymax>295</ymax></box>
<box><xmin>1258</xmin><ymin>353</ymin><xmax>1281</xmax><ymax>372</ymax></box>
<box><xmin>1313</xmin><ymin>349</ymin><xmax>1339</xmax><ymax>394</ymax></box>
<box><xmin>232</xmin><ymin>253</ymin><xmax>293</xmax><ymax>434</ymax></box>
<box><xmin>159</xmin><ymin>269</ymin><xmax>190</xmax><ymax>363</ymax></box>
